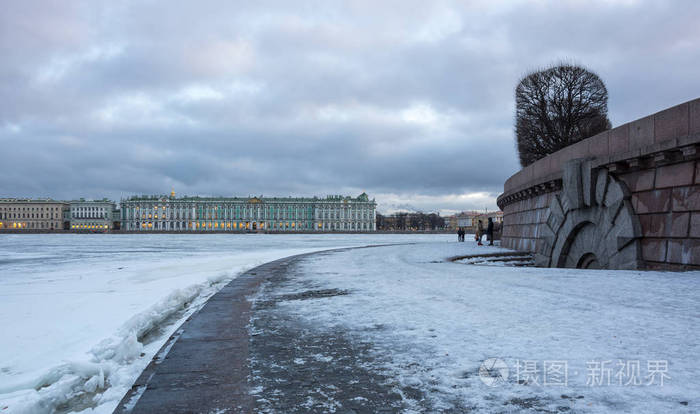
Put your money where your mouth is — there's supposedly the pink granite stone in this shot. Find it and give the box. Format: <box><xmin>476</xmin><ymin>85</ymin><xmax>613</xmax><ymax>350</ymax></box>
<box><xmin>654</xmin><ymin>103</ymin><xmax>689</xmax><ymax>143</ymax></box>
<box><xmin>666</xmin><ymin>239</ymin><xmax>700</xmax><ymax>265</ymax></box>
<box><xmin>654</xmin><ymin>161</ymin><xmax>694</xmax><ymax>188</ymax></box>
<box><xmin>587</xmin><ymin>131</ymin><xmax>610</xmax><ymax>157</ymax></box>
<box><xmin>619</xmin><ymin>169</ymin><xmax>655</xmax><ymax>192</ymax></box>
<box><xmin>609</xmin><ymin>124</ymin><xmax>630</xmax><ymax>154</ymax></box>
<box><xmin>671</xmin><ymin>186</ymin><xmax>700</xmax><ymax>211</ymax></box>
<box><xmin>629</xmin><ymin>115</ymin><xmax>655</xmax><ymax>150</ymax></box>
<box><xmin>689</xmin><ymin>98</ymin><xmax>700</xmax><ymax>135</ymax></box>
<box><xmin>641</xmin><ymin>239</ymin><xmax>667</xmax><ymax>263</ymax></box>
<box><xmin>671</xmin><ymin>212</ymin><xmax>690</xmax><ymax>238</ymax></box>
<box><xmin>569</xmin><ymin>139</ymin><xmax>590</xmax><ymax>159</ymax></box>
<box><xmin>690</xmin><ymin>213</ymin><xmax>700</xmax><ymax>238</ymax></box>
<box><xmin>639</xmin><ymin>213</ymin><xmax>666</xmax><ymax>238</ymax></box>
<box><xmin>633</xmin><ymin>189</ymin><xmax>671</xmax><ymax>214</ymax></box>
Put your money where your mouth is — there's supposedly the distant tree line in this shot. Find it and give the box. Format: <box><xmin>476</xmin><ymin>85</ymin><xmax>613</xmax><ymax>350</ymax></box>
<box><xmin>376</xmin><ymin>212</ymin><xmax>445</xmax><ymax>231</ymax></box>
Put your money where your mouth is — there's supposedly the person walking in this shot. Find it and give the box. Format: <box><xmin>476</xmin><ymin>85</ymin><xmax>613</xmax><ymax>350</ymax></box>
<box><xmin>456</xmin><ymin>227</ymin><xmax>463</xmax><ymax>242</ymax></box>
<box><xmin>476</xmin><ymin>220</ymin><xmax>484</xmax><ymax>246</ymax></box>
<box><xmin>487</xmin><ymin>217</ymin><xmax>494</xmax><ymax>246</ymax></box>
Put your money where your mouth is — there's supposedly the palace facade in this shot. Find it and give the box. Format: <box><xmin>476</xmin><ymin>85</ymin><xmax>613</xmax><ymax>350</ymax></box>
<box><xmin>120</xmin><ymin>192</ymin><xmax>376</xmax><ymax>232</ymax></box>
<box><xmin>0</xmin><ymin>199</ymin><xmax>69</xmax><ymax>230</ymax></box>
<box><xmin>70</xmin><ymin>199</ymin><xmax>119</xmax><ymax>231</ymax></box>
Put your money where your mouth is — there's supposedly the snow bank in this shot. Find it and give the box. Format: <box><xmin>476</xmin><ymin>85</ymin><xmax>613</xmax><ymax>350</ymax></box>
<box><xmin>0</xmin><ymin>269</ymin><xmax>234</xmax><ymax>414</ymax></box>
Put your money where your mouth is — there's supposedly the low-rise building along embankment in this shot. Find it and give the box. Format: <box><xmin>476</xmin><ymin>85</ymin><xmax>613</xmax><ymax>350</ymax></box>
<box><xmin>0</xmin><ymin>199</ymin><xmax>69</xmax><ymax>231</ymax></box>
<box><xmin>69</xmin><ymin>199</ymin><xmax>119</xmax><ymax>231</ymax></box>
<box><xmin>498</xmin><ymin>98</ymin><xmax>700</xmax><ymax>270</ymax></box>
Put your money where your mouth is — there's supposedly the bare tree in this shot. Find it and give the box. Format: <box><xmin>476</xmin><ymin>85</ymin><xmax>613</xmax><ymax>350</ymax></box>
<box><xmin>515</xmin><ymin>64</ymin><xmax>611</xmax><ymax>166</ymax></box>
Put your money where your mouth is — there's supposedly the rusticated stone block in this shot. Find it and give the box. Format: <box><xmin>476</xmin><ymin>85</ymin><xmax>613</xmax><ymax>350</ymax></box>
<box><xmin>633</xmin><ymin>189</ymin><xmax>671</xmax><ymax>214</ymax></box>
<box><xmin>654</xmin><ymin>103</ymin><xmax>689</xmax><ymax>143</ymax></box>
<box><xmin>671</xmin><ymin>212</ymin><xmax>690</xmax><ymax>238</ymax></box>
<box><xmin>609</xmin><ymin>124</ymin><xmax>630</xmax><ymax>154</ymax></box>
<box><xmin>671</xmin><ymin>185</ymin><xmax>700</xmax><ymax>211</ymax></box>
<box><xmin>524</xmin><ymin>238</ymin><xmax>535</xmax><ymax>251</ymax></box>
<box><xmin>532</xmin><ymin>157</ymin><xmax>551</xmax><ymax>181</ymax></box>
<box><xmin>535</xmin><ymin>194</ymin><xmax>549</xmax><ymax>209</ymax></box>
<box><xmin>667</xmin><ymin>239</ymin><xmax>700</xmax><ymax>265</ymax></box>
<box><xmin>689</xmin><ymin>99</ymin><xmax>700</xmax><ymax>135</ymax></box>
<box><xmin>581</xmin><ymin>159</ymin><xmax>594</xmax><ymax>207</ymax></box>
<box><xmin>549</xmin><ymin>149</ymin><xmax>567</xmax><ymax>174</ymax></box>
<box><xmin>569</xmin><ymin>139</ymin><xmax>590</xmax><ymax>159</ymax></box>
<box><xmin>654</xmin><ymin>161</ymin><xmax>695</xmax><ymax>188</ymax></box>
<box><xmin>595</xmin><ymin>169</ymin><xmax>608</xmax><ymax>205</ymax></box>
<box><xmin>562</xmin><ymin>163</ymin><xmax>583</xmax><ymax>211</ymax></box>
<box><xmin>604</xmin><ymin>178</ymin><xmax>627</xmax><ymax>207</ymax></box>
<box><xmin>522</xmin><ymin>164</ymin><xmax>534</xmax><ymax>186</ymax></box>
<box><xmin>619</xmin><ymin>169</ymin><xmax>655</xmax><ymax>192</ymax></box>
<box><xmin>639</xmin><ymin>213</ymin><xmax>667</xmax><ymax>238</ymax></box>
<box><xmin>535</xmin><ymin>238</ymin><xmax>544</xmax><ymax>252</ymax></box>
<box><xmin>641</xmin><ymin>239</ymin><xmax>667</xmax><ymax>262</ymax></box>
<box><xmin>629</xmin><ymin>115</ymin><xmax>654</xmax><ymax>150</ymax></box>
<box><xmin>588</xmin><ymin>131</ymin><xmax>609</xmax><ymax>157</ymax></box>
<box><xmin>690</xmin><ymin>213</ymin><xmax>700</xmax><ymax>238</ymax></box>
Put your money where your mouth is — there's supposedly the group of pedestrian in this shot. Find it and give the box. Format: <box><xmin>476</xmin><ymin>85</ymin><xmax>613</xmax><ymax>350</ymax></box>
<box><xmin>457</xmin><ymin>217</ymin><xmax>494</xmax><ymax>246</ymax></box>
<box><xmin>457</xmin><ymin>227</ymin><xmax>466</xmax><ymax>242</ymax></box>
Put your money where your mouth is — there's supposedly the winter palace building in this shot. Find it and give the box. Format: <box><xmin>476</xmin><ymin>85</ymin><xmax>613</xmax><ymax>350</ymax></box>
<box><xmin>120</xmin><ymin>192</ymin><xmax>377</xmax><ymax>232</ymax></box>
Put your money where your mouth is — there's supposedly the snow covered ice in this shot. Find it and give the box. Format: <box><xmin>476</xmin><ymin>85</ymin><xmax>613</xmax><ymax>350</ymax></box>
<box><xmin>276</xmin><ymin>241</ymin><xmax>700</xmax><ymax>413</ymax></box>
<box><xmin>2</xmin><ymin>233</ymin><xmax>699</xmax><ymax>413</ymax></box>
<box><xmin>0</xmin><ymin>233</ymin><xmax>444</xmax><ymax>413</ymax></box>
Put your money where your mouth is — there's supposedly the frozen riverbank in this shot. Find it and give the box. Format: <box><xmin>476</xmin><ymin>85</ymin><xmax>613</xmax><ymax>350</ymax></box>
<box><xmin>0</xmin><ymin>233</ymin><xmax>450</xmax><ymax>413</ymax></box>
<box><xmin>281</xmin><ymin>242</ymin><xmax>700</xmax><ymax>413</ymax></box>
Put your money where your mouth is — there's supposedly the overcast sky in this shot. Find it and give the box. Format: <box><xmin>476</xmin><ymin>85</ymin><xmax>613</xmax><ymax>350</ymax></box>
<box><xmin>1</xmin><ymin>1</ymin><xmax>699</xmax><ymax>214</ymax></box>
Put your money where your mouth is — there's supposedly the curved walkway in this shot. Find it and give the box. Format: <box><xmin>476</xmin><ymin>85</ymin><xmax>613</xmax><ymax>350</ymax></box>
<box><xmin>113</xmin><ymin>246</ymin><xmax>407</xmax><ymax>414</ymax></box>
<box><xmin>113</xmin><ymin>241</ymin><xmax>700</xmax><ymax>413</ymax></box>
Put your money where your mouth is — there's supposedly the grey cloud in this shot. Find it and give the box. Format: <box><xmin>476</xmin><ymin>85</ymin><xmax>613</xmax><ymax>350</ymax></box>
<box><xmin>1</xmin><ymin>1</ymin><xmax>699</xmax><ymax>213</ymax></box>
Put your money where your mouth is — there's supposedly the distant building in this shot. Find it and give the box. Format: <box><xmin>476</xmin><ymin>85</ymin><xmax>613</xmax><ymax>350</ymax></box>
<box><xmin>376</xmin><ymin>212</ymin><xmax>444</xmax><ymax>231</ymax></box>
<box><xmin>69</xmin><ymin>199</ymin><xmax>118</xmax><ymax>231</ymax></box>
<box><xmin>0</xmin><ymin>199</ymin><xmax>69</xmax><ymax>230</ymax></box>
<box><xmin>445</xmin><ymin>211</ymin><xmax>503</xmax><ymax>231</ymax></box>
<box><xmin>445</xmin><ymin>211</ymin><xmax>481</xmax><ymax>230</ymax></box>
<box><xmin>476</xmin><ymin>211</ymin><xmax>503</xmax><ymax>224</ymax></box>
<box><xmin>120</xmin><ymin>191</ymin><xmax>376</xmax><ymax>232</ymax></box>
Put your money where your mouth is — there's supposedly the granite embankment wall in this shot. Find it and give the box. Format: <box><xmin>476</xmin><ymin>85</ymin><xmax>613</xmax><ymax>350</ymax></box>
<box><xmin>498</xmin><ymin>98</ymin><xmax>700</xmax><ymax>270</ymax></box>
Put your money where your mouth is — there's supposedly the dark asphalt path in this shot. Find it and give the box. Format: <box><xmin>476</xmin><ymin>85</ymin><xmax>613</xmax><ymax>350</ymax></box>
<box><xmin>113</xmin><ymin>247</ymin><xmax>412</xmax><ymax>414</ymax></box>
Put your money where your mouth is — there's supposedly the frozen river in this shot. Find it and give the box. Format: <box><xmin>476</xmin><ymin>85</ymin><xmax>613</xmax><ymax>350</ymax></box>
<box><xmin>0</xmin><ymin>233</ymin><xmax>450</xmax><ymax>413</ymax></box>
<box><xmin>2</xmin><ymin>233</ymin><xmax>698</xmax><ymax>413</ymax></box>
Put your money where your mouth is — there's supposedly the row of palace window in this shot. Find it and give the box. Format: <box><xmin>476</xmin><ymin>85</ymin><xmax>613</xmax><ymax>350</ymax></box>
<box><xmin>72</xmin><ymin>213</ymin><xmax>108</xmax><ymax>219</ymax></box>
<box><xmin>129</xmin><ymin>220</ymin><xmax>373</xmax><ymax>230</ymax></box>
<box><xmin>125</xmin><ymin>206</ymin><xmax>373</xmax><ymax>220</ymax></box>
<box><xmin>0</xmin><ymin>221</ymin><xmax>59</xmax><ymax>229</ymax></box>
<box><xmin>1</xmin><ymin>212</ymin><xmax>60</xmax><ymax>219</ymax></box>
<box><xmin>71</xmin><ymin>224</ymin><xmax>110</xmax><ymax>230</ymax></box>
<box><xmin>0</xmin><ymin>206</ymin><xmax>61</xmax><ymax>211</ymax></box>
<box><xmin>125</xmin><ymin>209</ymin><xmax>371</xmax><ymax>221</ymax></box>
<box><xmin>72</xmin><ymin>207</ymin><xmax>109</xmax><ymax>218</ymax></box>
<box><xmin>319</xmin><ymin>210</ymin><xmax>372</xmax><ymax>220</ymax></box>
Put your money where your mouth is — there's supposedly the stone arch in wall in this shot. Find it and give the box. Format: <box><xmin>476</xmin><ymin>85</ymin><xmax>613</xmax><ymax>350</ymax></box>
<box><xmin>536</xmin><ymin>159</ymin><xmax>643</xmax><ymax>270</ymax></box>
